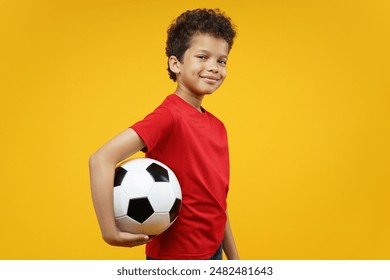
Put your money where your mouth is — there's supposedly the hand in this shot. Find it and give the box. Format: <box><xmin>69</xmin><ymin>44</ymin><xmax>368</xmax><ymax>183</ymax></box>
<box><xmin>103</xmin><ymin>230</ymin><xmax>150</xmax><ymax>248</ymax></box>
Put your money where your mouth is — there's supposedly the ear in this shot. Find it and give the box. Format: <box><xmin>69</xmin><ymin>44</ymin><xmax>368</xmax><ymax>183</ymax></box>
<box><xmin>168</xmin><ymin>56</ymin><xmax>181</xmax><ymax>74</ymax></box>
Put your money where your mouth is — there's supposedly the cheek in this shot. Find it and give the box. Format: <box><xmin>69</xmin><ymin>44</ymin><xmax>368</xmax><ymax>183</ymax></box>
<box><xmin>190</xmin><ymin>62</ymin><xmax>204</xmax><ymax>74</ymax></box>
<box><xmin>220</xmin><ymin>68</ymin><xmax>227</xmax><ymax>79</ymax></box>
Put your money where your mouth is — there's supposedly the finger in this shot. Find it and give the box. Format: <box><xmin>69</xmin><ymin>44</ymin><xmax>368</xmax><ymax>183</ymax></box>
<box><xmin>128</xmin><ymin>239</ymin><xmax>150</xmax><ymax>247</ymax></box>
<box><xmin>128</xmin><ymin>235</ymin><xmax>152</xmax><ymax>247</ymax></box>
<box><xmin>119</xmin><ymin>232</ymin><xmax>149</xmax><ymax>247</ymax></box>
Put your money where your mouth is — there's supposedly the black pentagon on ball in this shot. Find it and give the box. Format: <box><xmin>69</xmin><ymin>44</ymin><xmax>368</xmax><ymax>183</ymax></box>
<box><xmin>127</xmin><ymin>197</ymin><xmax>154</xmax><ymax>223</ymax></box>
<box><xmin>169</xmin><ymin>198</ymin><xmax>182</xmax><ymax>223</ymax></box>
<box><xmin>114</xmin><ymin>166</ymin><xmax>127</xmax><ymax>187</ymax></box>
<box><xmin>146</xmin><ymin>162</ymin><xmax>169</xmax><ymax>182</ymax></box>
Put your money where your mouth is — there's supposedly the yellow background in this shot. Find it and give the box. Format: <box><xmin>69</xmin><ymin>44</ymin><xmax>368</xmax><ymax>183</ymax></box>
<box><xmin>1</xmin><ymin>0</ymin><xmax>389</xmax><ymax>259</ymax></box>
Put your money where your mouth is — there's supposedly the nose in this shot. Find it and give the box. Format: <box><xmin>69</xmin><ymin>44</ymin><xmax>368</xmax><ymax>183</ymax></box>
<box><xmin>207</xmin><ymin>60</ymin><xmax>219</xmax><ymax>73</ymax></box>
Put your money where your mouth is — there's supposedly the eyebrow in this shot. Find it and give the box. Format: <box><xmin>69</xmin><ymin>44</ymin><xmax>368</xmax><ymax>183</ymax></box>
<box><xmin>195</xmin><ymin>49</ymin><xmax>228</xmax><ymax>58</ymax></box>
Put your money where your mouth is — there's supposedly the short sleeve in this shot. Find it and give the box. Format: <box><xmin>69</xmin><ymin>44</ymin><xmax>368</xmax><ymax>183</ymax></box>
<box><xmin>130</xmin><ymin>107</ymin><xmax>174</xmax><ymax>153</ymax></box>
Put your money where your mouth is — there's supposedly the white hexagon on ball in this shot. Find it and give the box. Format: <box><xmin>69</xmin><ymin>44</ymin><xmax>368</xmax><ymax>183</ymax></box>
<box><xmin>142</xmin><ymin>213</ymin><xmax>171</xmax><ymax>235</ymax></box>
<box><xmin>115</xmin><ymin>215</ymin><xmax>143</xmax><ymax>233</ymax></box>
<box><xmin>167</xmin><ymin>169</ymin><xmax>182</xmax><ymax>199</ymax></box>
<box><xmin>121</xmin><ymin>170</ymin><xmax>154</xmax><ymax>198</ymax></box>
<box><xmin>113</xmin><ymin>186</ymin><xmax>130</xmax><ymax>217</ymax></box>
<box><xmin>148</xmin><ymin>182</ymin><xmax>175</xmax><ymax>212</ymax></box>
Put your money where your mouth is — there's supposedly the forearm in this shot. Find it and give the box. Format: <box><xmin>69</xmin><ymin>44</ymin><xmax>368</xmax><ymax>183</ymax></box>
<box><xmin>89</xmin><ymin>153</ymin><xmax>118</xmax><ymax>243</ymax></box>
<box><xmin>223</xmin><ymin>211</ymin><xmax>239</xmax><ymax>260</ymax></box>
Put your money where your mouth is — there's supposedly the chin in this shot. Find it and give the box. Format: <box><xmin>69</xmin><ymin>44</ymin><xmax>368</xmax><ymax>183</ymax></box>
<box><xmin>200</xmin><ymin>86</ymin><xmax>221</xmax><ymax>96</ymax></box>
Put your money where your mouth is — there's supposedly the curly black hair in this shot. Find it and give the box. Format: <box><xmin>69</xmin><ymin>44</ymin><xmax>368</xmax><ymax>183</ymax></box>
<box><xmin>166</xmin><ymin>8</ymin><xmax>237</xmax><ymax>81</ymax></box>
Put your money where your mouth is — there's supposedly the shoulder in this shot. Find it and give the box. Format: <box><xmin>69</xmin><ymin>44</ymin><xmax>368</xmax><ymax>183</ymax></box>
<box><xmin>132</xmin><ymin>95</ymin><xmax>177</xmax><ymax>130</ymax></box>
<box><xmin>155</xmin><ymin>95</ymin><xmax>179</xmax><ymax>115</ymax></box>
<box><xmin>146</xmin><ymin>95</ymin><xmax>177</xmax><ymax>119</ymax></box>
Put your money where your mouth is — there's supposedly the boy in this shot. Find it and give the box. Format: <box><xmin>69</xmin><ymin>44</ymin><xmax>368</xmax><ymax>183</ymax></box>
<box><xmin>89</xmin><ymin>8</ymin><xmax>239</xmax><ymax>260</ymax></box>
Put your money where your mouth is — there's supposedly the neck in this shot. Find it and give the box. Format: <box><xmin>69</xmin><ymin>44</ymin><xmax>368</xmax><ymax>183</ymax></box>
<box><xmin>174</xmin><ymin>88</ymin><xmax>204</xmax><ymax>113</ymax></box>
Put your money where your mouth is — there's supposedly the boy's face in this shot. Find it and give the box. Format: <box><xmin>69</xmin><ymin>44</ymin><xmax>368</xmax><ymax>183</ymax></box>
<box><xmin>173</xmin><ymin>33</ymin><xmax>229</xmax><ymax>97</ymax></box>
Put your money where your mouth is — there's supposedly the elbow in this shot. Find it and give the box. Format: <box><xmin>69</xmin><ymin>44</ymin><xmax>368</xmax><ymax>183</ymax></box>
<box><xmin>89</xmin><ymin>147</ymin><xmax>120</xmax><ymax>169</ymax></box>
<box><xmin>102</xmin><ymin>233</ymin><xmax>117</xmax><ymax>246</ymax></box>
<box><xmin>89</xmin><ymin>151</ymin><xmax>106</xmax><ymax>171</ymax></box>
<box><xmin>89</xmin><ymin>152</ymin><xmax>99</xmax><ymax>169</ymax></box>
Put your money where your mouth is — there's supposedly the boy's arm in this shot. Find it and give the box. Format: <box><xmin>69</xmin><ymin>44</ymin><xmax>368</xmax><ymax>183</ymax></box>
<box><xmin>89</xmin><ymin>128</ymin><xmax>149</xmax><ymax>247</ymax></box>
<box><xmin>223</xmin><ymin>210</ymin><xmax>240</xmax><ymax>260</ymax></box>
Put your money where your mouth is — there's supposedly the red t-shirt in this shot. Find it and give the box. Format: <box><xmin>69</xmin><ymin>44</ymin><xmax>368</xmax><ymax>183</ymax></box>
<box><xmin>131</xmin><ymin>94</ymin><xmax>229</xmax><ymax>259</ymax></box>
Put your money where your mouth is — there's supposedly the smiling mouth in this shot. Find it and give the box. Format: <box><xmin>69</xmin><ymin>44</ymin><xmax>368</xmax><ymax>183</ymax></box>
<box><xmin>200</xmin><ymin>76</ymin><xmax>220</xmax><ymax>83</ymax></box>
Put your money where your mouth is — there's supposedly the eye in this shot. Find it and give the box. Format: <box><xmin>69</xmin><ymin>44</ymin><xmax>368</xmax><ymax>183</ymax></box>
<box><xmin>218</xmin><ymin>59</ymin><xmax>227</xmax><ymax>65</ymax></box>
<box><xmin>197</xmin><ymin>55</ymin><xmax>207</xmax><ymax>60</ymax></box>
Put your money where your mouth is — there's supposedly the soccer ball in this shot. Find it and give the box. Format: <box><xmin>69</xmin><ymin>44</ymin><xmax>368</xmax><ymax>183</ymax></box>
<box><xmin>113</xmin><ymin>158</ymin><xmax>182</xmax><ymax>236</ymax></box>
